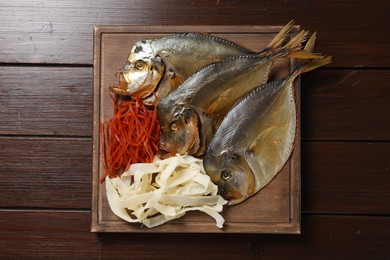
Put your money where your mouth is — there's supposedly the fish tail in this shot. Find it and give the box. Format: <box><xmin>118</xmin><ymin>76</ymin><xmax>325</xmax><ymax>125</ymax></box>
<box><xmin>301</xmin><ymin>55</ymin><xmax>332</xmax><ymax>74</ymax></box>
<box><xmin>287</xmin><ymin>49</ymin><xmax>324</xmax><ymax>59</ymax></box>
<box><xmin>288</xmin><ymin>32</ymin><xmax>321</xmax><ymax>63</ymax></box>
<box><xmin>259</xmin><ymin>22</ymin><xmax>320</xmax><ymax>61</ymax></box>
<box><xmin>256</xmin><ymin>21</ymin><xmax>294</xmax><ymax>55</ymax></box>
<box><xmin>284</xmin><ymin>29</ymin><xmax>309</xmax><ymax>50</ymax></box>
<box><xmin>266</xmin><ymin>20</ymin><xmax>295</xmax><ymax>49</ymax></box>
<box><xmin>268</xmin><ymin>32</ymin><xmax>323</xmax><ymax>60</ymax></box>
<box><xmin>289</xmin><ymin>55</ymin><xmax>333</xmax><ymax>82</ymax></box>
<box><xmin>286</xmin><ymin>31</ymin><xmax>324</xmax><ymax>60</ymax></box>
<box><xmin>258</xmin><ymin>29</ymin><xmax>324</xmax><ymax>63</ymax></box>
<box><xmin>266</xmin><ymin>28</ymin><xmax>319</xmax><ymax>60</ymax></box>
<box><xmin>304</xmin><ymin>32</ymin><xmax>317</xmax><ymax>52</ymax></box>
<box><xmin>258</xmin><ymin>29</ymin><xmax>306</xmax><ymax>57</ymax></box>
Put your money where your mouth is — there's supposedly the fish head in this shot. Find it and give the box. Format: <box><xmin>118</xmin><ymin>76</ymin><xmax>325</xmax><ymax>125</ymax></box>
<box><xmin>110</xmin><ymin>40</ymin><xmax>165</xmax><ymax>101</ymax></box>
<box><xmin>204</xmin><ymin>149</ymin><xmax>256</xmax><ymax>205</ymax></box>
<box><xmin>158</xmin><ymin>104</ymin><xmax>200</xmax><ymax>158</ymax></box>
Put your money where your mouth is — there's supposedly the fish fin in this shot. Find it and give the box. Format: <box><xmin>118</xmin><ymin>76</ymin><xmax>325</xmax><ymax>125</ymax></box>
<box><xmin>292</xmin><ymin>32</ymin><xmax>318</xmax><ymax>65</ymax></box>
<box><xmin>286</xmin><ymin>31</ymin><xmax>322</xmax><ymax>60</ymax></box>
<box><xmin>304</xmin><ymin>32</ymin><xmax>317</xmax><ymax>52</ymax></box>
<box><xmin>287</xmin><ymin>50</ymin><xmax>324</xmax><ymax>59</ymax></box>
<box><xmin>204</xmin><ymin>88</ymin><xmax>234</xmax><ymax>117</ymax></box>
<box><xmin>264</xmin><ymin>30</ymin><xmax>322</xmax><ymax>61</ymax></box>
<box><xmin>284</xmin><ymin>29</ymin><xmax>309</xmax><ymax>50</ymax></box>
<box><xmin>282</xmin><ymin>30</ymin><xmax>323</xmax><ymax>60</ymax></box>
<box><xmin>266</xmin><ymin>20</ymin><xmax>295</xmax><ymax>49</ymax></box>
<box><xmin>109</xmin><ymin>86</ymin><xmax>132</xmax><ymax>96</ymax></box>
<box><xmin>289</xmin><ymin>55</ymin><xmax>333</xmax><ymax>82</ymax></box>
<box><xmin>301</xmin><ymin>55</ymin><xmax>332</xmax><ymax>73</ymax></box>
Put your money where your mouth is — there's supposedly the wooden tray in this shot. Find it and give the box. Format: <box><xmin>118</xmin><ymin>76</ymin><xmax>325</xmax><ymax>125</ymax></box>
<box><xmin>91</xmin><ymin>25</ymin><xmax>301</xmax><ymax>233</ymax></box>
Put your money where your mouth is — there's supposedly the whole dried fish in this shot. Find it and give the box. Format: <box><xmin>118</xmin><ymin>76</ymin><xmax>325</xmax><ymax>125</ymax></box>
<box><xmin>203</xmin><ymin>56</ymin><xmax>332</xmax><ymax>205</ymax></box>
<box><xmin>158</xmin><ymin>30</ymin><xmax>319</xmax><ymax>158</ymax></box>
<box><xmin>109</xmin><ymin>21</ymin><xmax>296</xmax><ymax>105</ymax></box>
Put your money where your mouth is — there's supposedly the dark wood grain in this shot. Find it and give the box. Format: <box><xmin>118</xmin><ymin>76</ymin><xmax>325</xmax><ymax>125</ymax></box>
<box><xmin>302</xmin><ymin>141</ymin><xmax>390</xmax><ymax>214</ymax></box>
<box><xmin>0</xmin><ymin>137</ymin><xmax>92</xmax><ymax>209</ymax></box>
<box><xmin>0</xmin><ymin>66</ymin><xmax>92</xmax><ymax>136</ymax></box>
<box><xmin>1</xmin><ymin>210</ymin><xmax>389</xmax><ymax>258</ymax></box>
<box><xmin>100</xmin><ymin>215</ymin><xmax>390</xmax><ymax>259</ymax></box>
<box><xmin>2</xmin><ymin>137</ymin><xmax>389</xmax><ymax>215</ymax></box>
<box><xmin>1</xmin><ymin>0</ymin><xmax>389</xmax><ymax>257</ymax></box>
<box><xmin>2</xmin><ymin>68</ymin><xmax>389</xmax><ymax>141</ymax></box>
<box><xmin>301</xmin><ymin>70</ymin><xmax>390</xmax><ymax>141</ymax></box>
<box><xmin>0</xmin><ymin>210</ymin><xmax>100</xmax><ymax>259</ymax></box>
<box><xmin>0</xmin><ymin>0</ymin><xmax>389</xmax><ymax>66</ymax></box>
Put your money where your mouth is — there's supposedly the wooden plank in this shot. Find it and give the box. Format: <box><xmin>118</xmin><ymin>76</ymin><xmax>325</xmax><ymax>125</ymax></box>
<box><xmin>0</xmin><ymin>66</ymin><xmax>92</xmax><ymax>136</ymax></box>
<box><xmin>0</xmin><ymin>0</ymin><xmax>388</xmax><ymax>66</ymax></box>
<box><xmin>302</xmin><ymin>141</ymin><xmax>390</xmax><ymax>214</ymax></box>
<box><xmin>0</xmin><ymin>210</ymin><xmax>100</xmax><ymax>259</ymax></box>
<box><xmin>1</xmin><ymin>136</ymin><xmax>389</xmax><ymax>215</ymax></box>
<box><xmin>0</xmin><ymin>137</ymin><xmax>92</xmax><ymax>209</ymax></box>
<box><xmin>1</xmin><ymin>68</ymin><xmax>388</xmax><ymax>140</ymax></box>
<box><xmin>301</xmin><ymin>70</ymin><xmax>390</xmax><ymax>141</ymax></box>
<box><xmin>100</xmin><ymin>215</ymin><xmax>390</xmax><ymax>258</ymax></box>
<box><xmin>0</xmin><ymin>210</ymin><xmax>388</xmax><ymax>258</ymax></box>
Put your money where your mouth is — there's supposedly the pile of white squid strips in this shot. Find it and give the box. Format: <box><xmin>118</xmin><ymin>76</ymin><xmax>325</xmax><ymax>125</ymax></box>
<box><xmin>105</xmin><ymin>154</ymin><xmax>227</xmax><ymax>228</ymax></box>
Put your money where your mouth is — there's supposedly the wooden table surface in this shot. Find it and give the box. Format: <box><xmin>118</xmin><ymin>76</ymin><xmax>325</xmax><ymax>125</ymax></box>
<box><xmin>1</xmin><ymin>0</ymin><xmax>389</xmax><ymax>258</ymax></box>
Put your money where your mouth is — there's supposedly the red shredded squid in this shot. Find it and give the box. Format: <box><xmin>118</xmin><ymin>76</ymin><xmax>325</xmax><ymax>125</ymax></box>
<box><xmin>100</xmin><ymin>95</ymin><xmax>160</xmax><ymax>183</ymax></box>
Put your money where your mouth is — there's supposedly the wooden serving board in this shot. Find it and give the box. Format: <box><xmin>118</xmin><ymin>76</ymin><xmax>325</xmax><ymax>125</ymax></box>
<box><xmin>92</xmin><ymin>25</ymin><xmax>301</xmax><ymax>233</ymax></box>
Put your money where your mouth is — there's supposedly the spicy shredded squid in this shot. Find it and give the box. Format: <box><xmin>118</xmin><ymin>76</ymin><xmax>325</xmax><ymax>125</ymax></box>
<box><xmin>105</xmin><ymin>155</ymin><xmax>227</xmax><ymax>228</ymax></box>
<box><xmin>100</xmin><ymin>95</ymin><xmax>160</xmax><ymax>183</ymax></box>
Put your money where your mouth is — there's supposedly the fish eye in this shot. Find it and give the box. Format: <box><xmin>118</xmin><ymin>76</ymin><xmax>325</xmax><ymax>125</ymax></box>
<box><xmin>221</xmin><ymin>170</ymin><xmax>232</xmax><ymax>180</ymax></box>
<box><xmin>134</xmin><ymin>60</ymin><xmax>146</xmax><ymax>71</ymax></box>
<box><xmin>170</xmin><ymin>122</ymin><xmax>179</xmax><ymax>131</ymax></box>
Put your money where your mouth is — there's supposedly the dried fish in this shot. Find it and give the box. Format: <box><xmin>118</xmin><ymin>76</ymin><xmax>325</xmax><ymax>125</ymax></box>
<box><xmin>110</xmin><ymin>21</ymin><xmax>296</xmax><ymax>105</ymax></box>
<box><xmin>203</xmin><ymin>56</ymin><xmax>332</xmax><ymax>205</ymax></box>
<box><xmin>158</xmin><ymin>30</ymin><xmax>319</xmax><ymax>158</ymax></box>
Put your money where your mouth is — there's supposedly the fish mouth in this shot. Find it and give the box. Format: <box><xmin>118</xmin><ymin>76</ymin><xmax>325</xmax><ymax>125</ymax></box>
<box><xmin>227</xmin><ymin>195</ymin><xmax>248</xmax><ymax>206</ymax></box>
<box><xmin>157</xmin><ymin>137</ymin><xmax>176</xmax><ymax>159</ymax></box>
<box><xmin>158</xmin><ymin>148</ymin><xmax>176</xmax><ymax>159</ymax></box>
<box><xmin>110</xmin><ymin>72</ymin><xmax>160</xmax><ymax>106</ymax></box>
<box><xmin>109</xmin><ymin>71</ymin><xmax>157</xmax><ymax>99</ymax></box>
<box><xmin>158</xmin><ymin>135</ymin><xmax>199</xmax><ymax>159</ymax></box>
<box><xmin>219</xmin><ymin>186</ymin><xmax>248</xmax><ymax>206</ymax></box>
<box><xmin>138</xmin><ymin>88</ymin><xmax>159</xmax><ymax>106</ymax></box>
<box><xmin>132</xmin><ymin>84</ymin><xmax>157</xmax><ymax>101</ymax></box>
<box><xmin>109</xmin><ymin>72</ymin><xmax>132</xmax><ymax>96</ymax></box>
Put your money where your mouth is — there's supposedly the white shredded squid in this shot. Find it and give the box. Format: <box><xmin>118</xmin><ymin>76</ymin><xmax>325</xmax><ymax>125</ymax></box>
<box><xmin>105</xmin><ymin>154</ymin><xmax>227</xmax><ymax>228</ymax></box>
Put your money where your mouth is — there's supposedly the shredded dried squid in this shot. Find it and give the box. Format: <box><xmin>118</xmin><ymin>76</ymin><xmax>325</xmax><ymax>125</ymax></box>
<box><xmin>105</xmin><ymin>154</ymin><xmax>227</xmax><ymax>228</ymax></box>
